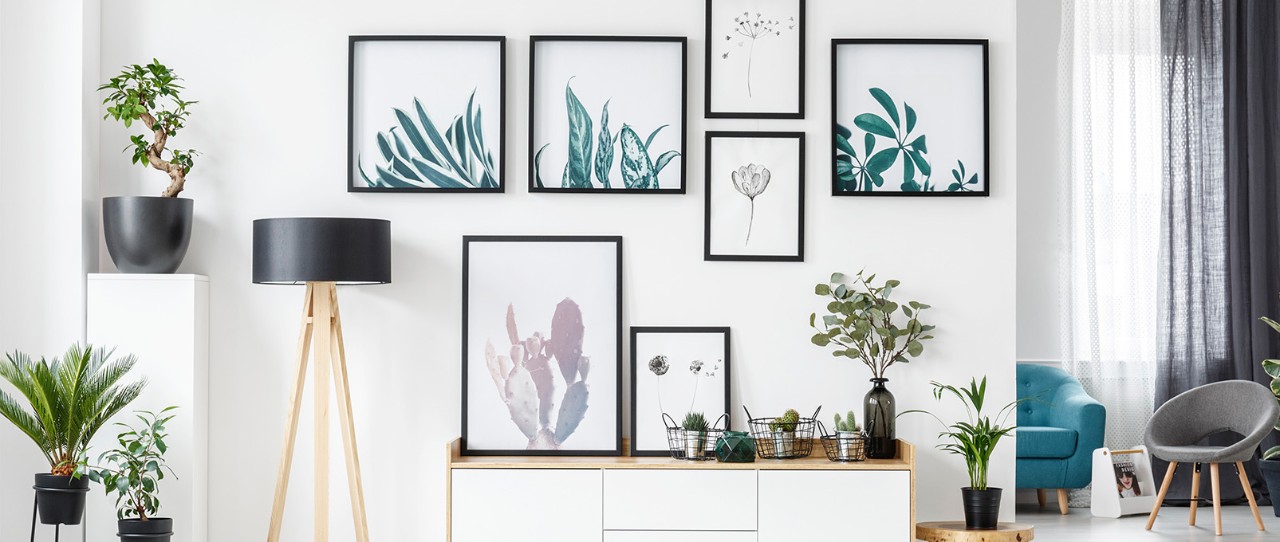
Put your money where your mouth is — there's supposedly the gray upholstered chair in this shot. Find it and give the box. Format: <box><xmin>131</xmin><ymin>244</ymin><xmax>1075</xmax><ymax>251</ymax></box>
<box><xmin>1143</xmin><ymin>380</ymin><xmax>1279</xmax><ymax>536</ymax></box>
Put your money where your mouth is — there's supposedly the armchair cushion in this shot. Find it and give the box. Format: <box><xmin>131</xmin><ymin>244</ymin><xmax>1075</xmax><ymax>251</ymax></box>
<box><xmin>1016</xmin><ymin>426</ymin><xmax>1078</xmax><ymax>459</ymax></box>
<box><xmin>1015</xmin><ymin>363</ymin><xmax>1107</xmax><ymax>490</ymax></box>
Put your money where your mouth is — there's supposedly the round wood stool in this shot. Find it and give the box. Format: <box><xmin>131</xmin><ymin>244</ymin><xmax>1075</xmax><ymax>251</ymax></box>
<box><xmin>915</xmin><ymin>522</ymin><xmax>1035</xmax><ymax>542</ymax></box>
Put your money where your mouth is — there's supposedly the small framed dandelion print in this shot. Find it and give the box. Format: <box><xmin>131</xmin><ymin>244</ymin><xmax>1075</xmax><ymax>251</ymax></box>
<box><xmin>630</xmin><ymin>327</ymin><xmax>731</xmax><ymax>457</ymax></box>
<box><xmin>705</xmin><ymin>0</ymin><xmax>805</xmax><ymax>119</ymax></box>
<box><xmin>705</xmin><ymin>131</ymin><xmax>805</xmax><ymax>262</ymax></box>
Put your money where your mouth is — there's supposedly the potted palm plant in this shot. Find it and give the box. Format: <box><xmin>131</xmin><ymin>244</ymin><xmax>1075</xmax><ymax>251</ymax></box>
<box><xmin>904</xmin><ymin>377</ymin><xmax>1021</xmax><ymax>530</ymax></box>
<box><xmin>90</xmin><ymin>408</ymin><xmax>178</xmax><ymax>541</ymax></box>
<box><xmin>1259</xmin><ymin>312</ymin><xmax>1280</xmax><ymax>517</ymax></box>
<box><xmin>99</xmin><ymin>60</ymin><xmax>199</xmax><ymax>273</ymax></box>
<box><xmin>0</xmin><ymin>345</ymin><xmax>146</xmax><ymax>525</ymax></box>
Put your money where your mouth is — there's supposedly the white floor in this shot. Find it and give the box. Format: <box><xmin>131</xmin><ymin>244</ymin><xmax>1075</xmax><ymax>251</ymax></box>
<box><xmin>1019</xmin><ymin>503</ymin><xmax>1280</xmax><ymax>541</ymax></box>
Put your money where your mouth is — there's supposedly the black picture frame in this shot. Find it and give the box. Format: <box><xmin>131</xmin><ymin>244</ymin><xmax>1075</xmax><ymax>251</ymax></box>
<box><xmin>704</xmin><ymin>131</ymin><xmax>805</xmax><ymax>262</ymax></box>
<box><xmin>461</xmin><ymin>235</ymin><xmax>623</xmax><ymax>456</ymax></box>
<box><xmin>629</xmin><ymin>326</ymin><xmax>732</xmax><ymax>457</ymax></box>
<box><xmin>347</xmin><ymin>35</ymin><xmax>507</xmax><ymax>193</ymax></box>
<box><xmin>830</xmin><ymin>38</ymin><xmax>990</xmax><ymax>197</ymax></box>
<box><xmin>704</xmin><ymin>0</ymin><xmax>806</xmax><ymax>119</ymax></box>
<box><xmin>528</xmin><ymin>36</ymin><xmax>689</xmax><ymax>194</ymax></box>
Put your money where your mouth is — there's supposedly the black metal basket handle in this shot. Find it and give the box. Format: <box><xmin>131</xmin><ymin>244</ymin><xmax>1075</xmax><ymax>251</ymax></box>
<box><xmin>810</xmin><ymin>406</ymin><xmax>823</xmax><ymax>421</ymax></box>
<box><xmin>662</xmin><ymin>412</ymin><xmax>679</xmax><ymax>431</ymax></box>
<box><xmin>711</xmin><ymin>413</ymin><xmax>730</xmax><ymax>431</ymax></box>
<box><xmin>817</xmin><ymin>419</ymin><xmax>830</xmax><ymax>438</ymax></box>
<box><xmin>743</xmin><ymin>406</ymin><xmax>754</xmax><ymax>422</ymax></box>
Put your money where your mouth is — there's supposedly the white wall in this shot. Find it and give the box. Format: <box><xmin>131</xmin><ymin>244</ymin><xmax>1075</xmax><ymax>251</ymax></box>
<box><xmin>0</xmin><ymin>0</ymin><xmax>98</xmax><ymax>539</ymax></box>
<box><xmin>94</xmin><ymin>0</ymin><xmax>1017</xmax><ymax>540</ymax></box>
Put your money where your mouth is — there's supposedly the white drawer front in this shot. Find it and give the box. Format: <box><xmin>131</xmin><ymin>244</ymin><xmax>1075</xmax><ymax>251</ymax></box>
<box><xmin>452</xmin><ymin>469</ymin><xmax>602</xmax><ymax>542</ymax></box>
<box><xmin>605</xmin><ymin>531</ymin><xmax>756</xmax><ymax>542</ymax></box>
<box><xmin>604</xmin><ymin>469</ymin><xmax>756</xmax><ymax>531</ymax></box>
<box><xmin>759</xmin><ymin>470</ymin><xmax>910</xmax><ymax>541</ymax></box>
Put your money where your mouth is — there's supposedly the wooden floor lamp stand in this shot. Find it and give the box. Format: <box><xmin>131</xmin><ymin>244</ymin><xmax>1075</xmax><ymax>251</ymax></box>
<box><xmin>266</xmin><ymin>282</ymin><xmax>371</xmax><ymax>542</ymax></box>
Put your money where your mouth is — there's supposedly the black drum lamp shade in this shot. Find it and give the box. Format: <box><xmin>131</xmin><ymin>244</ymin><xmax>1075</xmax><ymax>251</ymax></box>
<box><xmin>252</xmin><ymin>217</ymin><xmax>391</xmax><ymax>285</ymax></box>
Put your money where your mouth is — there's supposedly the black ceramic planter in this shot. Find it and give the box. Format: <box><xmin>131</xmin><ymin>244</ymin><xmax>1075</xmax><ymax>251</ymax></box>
<box><xmin>33</xmin><ymin>473</ymin><xmax>90</xmax><ymax>525</ymax></box>
<box><xmin>1261</xmin><ymin>459</ymin><xmax>1280</xmax><ymax>517</ymax></box>
<box><xmin>102</xmin><ymin>196</ymin><xmax>193</xmax><ymax>273</ymax></box>
<box><xmin>118</xmin><ymin>517</ymin><xmax>173</xmax><ymax>541</ymax></box>
<box><xmin>961</xmin><ymin>487</ymin><xmax>1002</xmax><ymax>530</ymax></box>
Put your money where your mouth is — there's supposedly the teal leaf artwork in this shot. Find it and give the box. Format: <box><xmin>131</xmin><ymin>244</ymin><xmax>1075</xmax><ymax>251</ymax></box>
<box><xmin>563</xmin><ymin>79</ymin><xmax>594</xmax><ymax>188</ymax></box>
<box><xmin>835</xmin><ymin>87</ymin><xmax>933</xmax><ymax>193</ymax></box>
<box><xmin>358</xmin><ymin>90</ymin><xmax>497</xmax><ymax>189</ymax></box>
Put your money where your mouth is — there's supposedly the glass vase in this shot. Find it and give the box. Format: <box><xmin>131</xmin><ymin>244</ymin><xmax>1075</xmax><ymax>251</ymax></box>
<box><xmin>864</xmin><ymin>378</ymin><xmax>896</xmax><ymax>459</ymax></box>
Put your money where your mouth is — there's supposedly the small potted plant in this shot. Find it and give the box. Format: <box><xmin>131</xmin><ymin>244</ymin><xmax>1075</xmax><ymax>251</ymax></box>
<box><xmin>0</xmin><ymin>345</ymin><xmax>145</xmax><ymax>526</ymax></box>
<box><xmin>90</xmin><ymin>408</ymin><xmax>178</xmax><ymax>541</ymax></box>
<box><xmin>768</xmin><ymin>409</ymin><xmax>800</xmax><ymax>457</ymax></box>
<box><xmin>833</xmin><ymin>410</ymin><xmax>863</xmax><ymax>460</ymax></box>
<box><xmin>1259</xmin><ymin>311</ymin><xmax>1280</xmax><ymax>517</ymax></box>
<box><xmin>99</xmin><ymin>60</ymin><xmax>199</xmax><ymax>273</ymax></box>
<box><xmin>682</xmin><ymin>412</ymin><xmax>710</xmax><ymax>459</ymax></box>
<box><xmin>903</xmin><ymin>377</ymin><xmax>1022</xmax><ymax>530</ymax></box>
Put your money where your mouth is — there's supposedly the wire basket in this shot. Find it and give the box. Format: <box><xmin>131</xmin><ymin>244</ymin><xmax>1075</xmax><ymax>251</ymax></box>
<box><xmin>744</xmin><ymin>406</ymin><xmax>821</xmax><ymax>459</ymax></box>
<box><xmin>663</xmin><ymin>413</ymin><xmax>729</xmax><ymax>461</ymax></box>
<box><xmin>818</xmin><ymin>421</ymin><xmax>868</xmax><ymax>462</ymax></box>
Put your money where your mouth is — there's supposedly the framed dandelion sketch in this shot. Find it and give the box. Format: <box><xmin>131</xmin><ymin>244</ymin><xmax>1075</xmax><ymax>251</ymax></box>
<box><xmin>704</xmin><ymin>131</ymin><xmax>805</xmax><ymax>262</ymax></box>
<box><xmin>630</xmin><ymin>327</ymin><xmax>731</xmax><ymax>456</ymax></box>
<box><xmin>705</xmin><ymin>0</ymin><xmax>805</xmax><ymax>119</ymax></box>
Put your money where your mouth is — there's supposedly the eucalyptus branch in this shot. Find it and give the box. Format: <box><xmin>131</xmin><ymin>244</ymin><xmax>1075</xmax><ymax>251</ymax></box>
<box><xmin>810</xmin><ymin>270</ymin><xmax>934</xmax><ymax>380</ymax></box>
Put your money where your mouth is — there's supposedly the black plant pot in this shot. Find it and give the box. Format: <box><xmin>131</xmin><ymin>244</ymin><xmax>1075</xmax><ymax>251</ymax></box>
<box><xmin>118</xmin><ymin>517</ymin><xmax>173</xmax><ymax>541</ymax></box>
<box><xmin>864</xmin><ymin>378</ymin><xmax>897</xmax><ymax>459</ymax></box>
<box><xmin>103</xmin><ymin>196</ymin><xmax>193</xmax><ymax>273</ymax></box>
<box><xmin>961</xmin><ymin>487</ymin><xmax>1002</xmax><ymax>530</ymax></box>
<box><xmin>33</xmin><ymin>473</ymin><xmax>90</xmax><ymax>525</ymax></box>
<box><xmin>1261</xmin><ymin>459</ymin><xmax>1280</xmax><ymax>517</ymax></box>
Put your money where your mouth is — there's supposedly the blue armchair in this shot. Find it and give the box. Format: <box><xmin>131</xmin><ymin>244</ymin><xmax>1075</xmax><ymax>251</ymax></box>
<box><xmin>1016</xmin><ymin>363</ymin><xmax>1106</xmax><ymax>514</ymax></box>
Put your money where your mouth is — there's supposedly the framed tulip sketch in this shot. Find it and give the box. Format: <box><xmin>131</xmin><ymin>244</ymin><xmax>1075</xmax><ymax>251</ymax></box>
<box><xmin>704</xmin><ymin>131</ymin><xmax>805</xmax><ymax>262</ymax></box>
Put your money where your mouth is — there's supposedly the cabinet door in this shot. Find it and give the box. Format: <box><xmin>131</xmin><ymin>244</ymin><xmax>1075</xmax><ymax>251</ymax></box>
<box><xmin>452</xmin><ymin>469</ymin><xmax>602</xmax><ymax>542</ymax></box>
<box><xmin>604</xmin><ymin>469</ymin><xmax>756</xmax><ymax>531</ymax></box>
<box><xmin>758</xmin><ymin>470</ymin><xmax>910</xmax><ymax>542</ymax></box>
<box><xmin>605</xmin><ymin>532</ymin><xmax>756</xmax><ymax>542</ymax></box>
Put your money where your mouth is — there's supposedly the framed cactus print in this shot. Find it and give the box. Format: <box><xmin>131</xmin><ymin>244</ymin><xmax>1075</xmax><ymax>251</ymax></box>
<box><xmin>529</xmin><ymin>36</ymin><xmax>687</xmax><ymax>193</ymax></box>
<box><xmin>832</xmin><ymin>39</ymin><xmax>989</xmax><ymax>196</ymax></box>
<box><xmin>705</xmin><ymin>131</ymin><xmax>805</xmax><ymax>262</ymax></box>
<box><xmin>705</xmin><ymin>0</ymin><xmax>805</xmax><ymax>119</ymax></box>
<box><xmin>630</xmin><ymin>327</ymin><xmax>731</xmax><ymax>457</ymax></box>
<box><xmin>461</xmin><ymin>236</ymin><xmax>623</xmax><ymax>456</ymax></box>
<box><xmin>347</xmin><ymin>35</ymin><xmax>505</xmax><ymax>193</ymax></box>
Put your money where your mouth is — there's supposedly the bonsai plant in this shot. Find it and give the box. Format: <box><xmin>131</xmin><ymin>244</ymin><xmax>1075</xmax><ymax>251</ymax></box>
<box><xmin>1260</xmin><ymin>311</ymin><xmax>1280</xmax><ymax>517</ymax></box>
<box><xmin>0</xmin><ymin>345</ymin><xmax>146</xmax><ymax>525</ymax></box>
<box><xmin>768</xmin><ymin>408</ymin><xmax>800</xmax><ymax>457</ymax></box>
<box><xmin>99</xmin><ymin>59</ymin><xmax>199</xmax><ymax>273</ymax></box>
<box><xmin>809</xmin><ymin>270</ymin><xmax>934</xmax><ymax>458</ymax></box>
<box><xmin>903</xmin><ymin>376</ymin><xmax>1022</xmax><ymax>530</ymax></box>
<box><xmin>682</xmin><ymin>411</ymin><xmax>710</xmax><ymax>459</ymax></box>
<box><xmin>833</xmin><ymin>410</ymin><xmax>862</xmax><ymax>460</ymax></box>
<box><xmin>89</xmin><ymin>408</ymin><xmax>178</xmax><ymax>541</ymax></box>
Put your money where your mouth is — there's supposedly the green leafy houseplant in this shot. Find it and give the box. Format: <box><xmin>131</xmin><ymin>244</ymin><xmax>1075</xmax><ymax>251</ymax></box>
<box><xmin>0</xmin><ymin>344</ymin><xmax>146</xmax><ymax>475</ymax></box>
<box><xmin>1262</xmin><ymin>314</ymin><xmax>1280</xmax><ymax>460</ymax></box>
<box><xmin>90</xmin><ymin>408</ymin><xmax>178</xmax><ymax>521</ymax></box>
<box><xmin>809</xmin><ymin>271</ymin><xmax>935</xmax><ymax>379</ymax></box>
<box><xmin>903</xmin><ymin>377</ymin><xmax>1021</xmax><ymax>490</ymax></box>
<box><xmin>100</xmin><ymin>60</ymin><xmax>198</xmax><ymax>197</ymax></box>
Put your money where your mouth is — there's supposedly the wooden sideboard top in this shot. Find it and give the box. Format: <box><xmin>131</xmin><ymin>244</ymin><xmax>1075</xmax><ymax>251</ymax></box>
<box><xmin>446</xmin><ymin>438</ymin><xmax>915</xmax><ymax>471</ymax></box>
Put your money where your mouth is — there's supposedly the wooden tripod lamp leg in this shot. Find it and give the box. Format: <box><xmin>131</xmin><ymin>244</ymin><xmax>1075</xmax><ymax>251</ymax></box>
<box><xmin>267</xmin><ymin>284</ymin><xmax>316</xmax><ymax>542</ymax></box>
<box><xmin>313</xmin><ymin>283</ymin><xmax>335</xmax><ymax>542</ymax></box>
<box><xmin>329</xmin><ymin>286</ymin><xmax>371</xmax><ymax>542</ymax></box>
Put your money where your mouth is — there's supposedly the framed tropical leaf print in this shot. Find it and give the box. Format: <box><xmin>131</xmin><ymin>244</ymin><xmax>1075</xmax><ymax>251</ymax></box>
<box><xmin>705</xmin><ymin>0</ymin><xmax>805</xmax><ymax>119</ymax></box>
<box><xmin>348</xmin><ymin>36</ymin><xmax>505</xmax><ymax>193</ymax></box>
<box><xmin>529</xmin><ymin>36</ymin><xmax>687</xmax><ymax>193</ymax></box>
<box><xmin>831</xmin><ymin>39</ymin><xmax>989</xmax><ymax>197</ymax></box>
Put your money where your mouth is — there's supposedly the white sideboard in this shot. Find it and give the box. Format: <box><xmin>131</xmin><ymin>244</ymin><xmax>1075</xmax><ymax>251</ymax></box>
<box><xmin>447</xmin><ymin>439</ymin><xmax>916</xmax><ymax>542</ymax></box>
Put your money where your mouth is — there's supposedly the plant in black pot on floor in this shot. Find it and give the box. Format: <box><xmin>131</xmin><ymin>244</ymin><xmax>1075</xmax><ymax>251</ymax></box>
<box><xmin>903</xmin><ymin>377</ymin><xmax>1022</xmax><ymax>530</ymax></box>
<box><xmin>0</xmin><ymin>345</ymin><xmax>146</xmax><ymax>526</ymax></box>
<box><xmin>809</xmin><ymin>270</ymin><xmax>934</xmax><ymax>459</ymax></box>
<box><xmin>1260</xmin><ymin>310</ymin><xmax>1280</xmax><ymax>517</ymax></box>
<box><xmin>99</xmin><ymin>59</ymin><xmax>200</xmax><ymax>273</ymax></box>
<box><xmin>90</xmin><ymin>408</ymin><xmax>178</xmax><ymax>541</ymax></box>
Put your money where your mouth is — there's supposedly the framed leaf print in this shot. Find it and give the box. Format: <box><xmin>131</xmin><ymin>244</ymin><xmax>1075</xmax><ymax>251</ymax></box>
<box><xmin>705</xmin><ymin>0</ymin><xmax>805</xmax><ymax>119</ymax></box>
<box><xmin>831</xmin><ymin>39</ymin><xmax>989</xmax><ymax>196</ymax></box>
<box><xmin>630</xmin><ymin>327</ymin><xmax>731</xmax><ymax>457</ymax></box>
<box><xmin>462</xmin><ymin>236</ymin><xmax>623</xmax><ymax>456</ymax></box>
<box><xmin>529</xmin><ymin>36</ymin><xmax>687</xmax><ymax>193</ymax></box>
<box><xmin>348</xmin><ymin>36</ymin><xmax>505</xmax><ymax>193</ymax></box>
<box><xmin>705</xmin><ymin>131</ymin><xmax>804</xmax><ymax>261</ymax></box>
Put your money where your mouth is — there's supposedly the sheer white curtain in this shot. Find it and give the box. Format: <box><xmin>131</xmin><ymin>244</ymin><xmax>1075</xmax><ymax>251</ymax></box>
<box><xmin>1058</xmin><ymin>0</ymin><xmax>1162</xmax><ymax>450</ymax></box>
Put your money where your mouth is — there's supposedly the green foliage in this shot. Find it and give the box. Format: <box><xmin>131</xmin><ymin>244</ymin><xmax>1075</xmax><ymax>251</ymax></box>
<box><xmin>947</xmin><ymin>160</ymin><xmax>981</xmax><ymax>192</ymax></box>
<box><xmin>563</xmin><ymin>79</ymin><xmax>595</xmax><ymax>188</ymax></box>
<box><xmin>809</xmin><ymin>270</ymin><xmax>935</xmax><ymax>379</ymax></box>
<box><xmin>768</xmin><ymin>408</ymin><xmax>800</xmax><ymax>432</ymax></box>
<box><xmin>594</xmin><ymin>100</ymin><xmax>618</xmax><ymax>188</ymax></box>
<box><xmin>835</xmin><ymin>88</ymin><xmax>929</xmax><ymax>192</ymax></box>
<box><xmin>1262</xmin><ymin>307</ymin><xmax>1280</xmax><ymax>460</ymax></box>
<box><xmin>682</xmin><ymin>411</ymin><xmax>709</xmax><ymax>432</ymax></box>
<box><xmin>834</xmin><ymin>410</ymin><xmax>860</xmax><ymax>432</ymax></box>
<box><xmin>0</xmin><ymin>345</ymin><xmax>146</xmax><ymax>475</ymax></box>
<box><xmin>88</xmin><ymin>408</ymin><xmax>177</xmax><ymax>521</ymax></box>
<box><xmin>99</xmin><ymin>60</ymin><xmax>199</xmax><ymax>175</ymax></box>
<box><xmin>903</xmin><ymin>377</ymin><xmax>1023</xmax><ymax>490</ymax></box>
<box><xmin>359</xmin><ymin>92</ymin><xmax>498</xmax><ymax>189</ymax></box>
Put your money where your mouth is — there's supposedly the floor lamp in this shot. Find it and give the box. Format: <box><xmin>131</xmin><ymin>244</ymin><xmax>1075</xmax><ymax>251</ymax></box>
<box><xmin>253</xmin><ymin>217</ymin><xmax>391</xmax><ymax>542</ymax></box>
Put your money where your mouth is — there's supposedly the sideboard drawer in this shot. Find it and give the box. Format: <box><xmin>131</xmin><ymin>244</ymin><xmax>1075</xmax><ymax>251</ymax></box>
<box><xmin>604</xmin><ymin>469</ymin><xmax>757</xmax><ymax>530</ymax></box>
<box><xmin>452</xmin><ymin>469</ymin><xmax>602</xmax><ymax>542</ymax></box>
<box><xmin>605</xmin><ymin>531</ymin><xmax>756</xmax><ymax>542</ymax></box>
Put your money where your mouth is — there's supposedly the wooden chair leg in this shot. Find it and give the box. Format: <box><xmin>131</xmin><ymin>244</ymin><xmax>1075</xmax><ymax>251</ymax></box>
<box><xmin>1146</xmin><ymin>461</ymin><xmax>1178</xmax><ymax>531</ymax></box>
<box><xmin>1056</xmin><ymin>488</ymin><xmax>1069</xmax><ymax>515</ymax></box>
<box><xmin>1236</xmin><ymin>462</ymin><xmax>1266</xmax><ymax>532</ymax></box>
<box><xmin>1037</xmin><ymin>488</ymin><xmax>1046</xmax><ymax>508</ymax></box>
<box><xmin>1210</xmin><ymin>463</ymin><xmax>1222</xmax><ymax>536</ymax></box>
<box><xmin>1189</xmin><ymin>463</ymin><xmax>1200</xmax><ymax>526</ymax></box>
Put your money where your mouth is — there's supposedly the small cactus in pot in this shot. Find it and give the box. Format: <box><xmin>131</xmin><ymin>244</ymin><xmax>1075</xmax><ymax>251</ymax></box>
<box><xmin>682</xmin><ymin>412</ymin><xmax>710</xmax><ymax>459</ymax></box>
<box><xmin>768</xmin><ymin>409</ymin><xmax>800</xmax><ymax>456</ymax></box>
<box><xmin>833</xmin><ymin>410</ymin><xmax>863</xmax><ymax>460</ymax></box>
